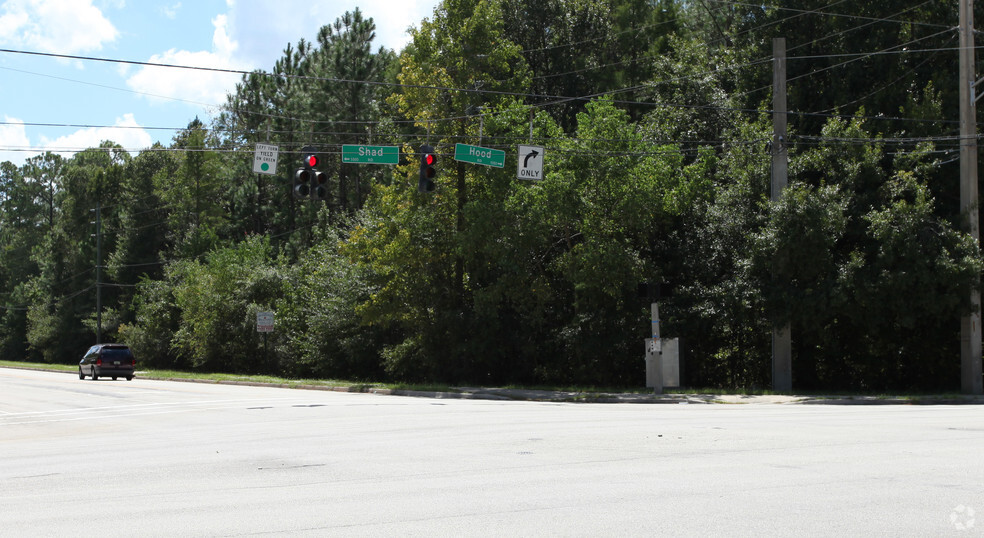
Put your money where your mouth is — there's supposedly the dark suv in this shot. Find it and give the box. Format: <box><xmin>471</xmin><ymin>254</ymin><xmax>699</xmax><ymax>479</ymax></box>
<box><xmin>79</xmin><ymin>344</ymin><xmax>135</xmax><ymax>381</ymax></box>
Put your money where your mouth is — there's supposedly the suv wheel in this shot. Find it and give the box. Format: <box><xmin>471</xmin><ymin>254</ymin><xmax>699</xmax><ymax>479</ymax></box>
<box><xmin>79</xmin><ymin>367</ymin><xmax>85</xmax><ymax>380</ymax></box>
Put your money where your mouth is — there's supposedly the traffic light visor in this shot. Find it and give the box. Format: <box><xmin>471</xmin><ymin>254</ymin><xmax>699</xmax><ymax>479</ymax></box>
<box><xmin>304</xmin><ymin>154</ymin><xmax>319</xmax><ymax>168</ymax></box>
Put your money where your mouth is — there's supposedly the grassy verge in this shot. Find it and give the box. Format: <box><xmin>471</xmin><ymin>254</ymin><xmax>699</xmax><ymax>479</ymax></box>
<box><xmin>2</xmin><ymin>360</ymin><xmax>974</xmax><ymax>401</ymax></box>
<box><xmin>0</xmin><ymin>360</ymin><xmax>375</xmax><ymax>389</ymax></box>
<box><xmin>142</xmin><ymin>369</ymin><xmax>380</xmax><ymax>390</ymax></box>
<box><xmin>0</xmin><ymin>360</ymin><xmax>637</xmax><ymax>394</ymax></box>
<box><xmin>1</xmin><ymin>360</ymin><xmax>78</xmax><ymax>373</ymax></box>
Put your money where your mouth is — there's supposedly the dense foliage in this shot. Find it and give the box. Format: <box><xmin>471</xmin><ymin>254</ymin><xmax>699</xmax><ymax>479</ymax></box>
<box><xmin>2</xmin><ymin>1</ymin><xmax>982</xmax><ymax>391</ymax></box>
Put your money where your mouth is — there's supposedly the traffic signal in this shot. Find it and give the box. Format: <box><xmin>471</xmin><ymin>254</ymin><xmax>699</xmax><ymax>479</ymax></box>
<box><xmin>293</xmin><ymin>168</ymin><xmax>310</xmax><ymax>200</ymax></box>
<box><xmin>309</xmin><ymin>155</ymin><xmax>328</xmax><ymax>201</ymax></box>
<box><xmin>418</xmin><ymin>144</ymin><xmax>437</xmax><ymax>193</ymax></box>
<box><xmin>293</xmin><ymin>147</ymin><xmax>328</xmax><ymax>201</ymax></box>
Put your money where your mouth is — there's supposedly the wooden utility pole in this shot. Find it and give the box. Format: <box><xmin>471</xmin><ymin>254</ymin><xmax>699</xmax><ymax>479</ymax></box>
<box><xmin>959</xmin><ymin>0</ymin><xmax>983</xmax><ymax>394</ymax></box>
<box><xmin>94</xmin><ymin>200</ymin><xmax>102</xmax><ymax>345</ymax></box>
<box><xmin>772</xmin><ymin>37</ymin><xmax>792</xmax><ymax>393</ymax></box>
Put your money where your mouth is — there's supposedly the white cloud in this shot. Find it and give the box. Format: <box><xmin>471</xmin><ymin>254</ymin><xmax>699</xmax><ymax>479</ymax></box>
<box><xmin>0</xmin><ymin>0</ymin><xmax>118</xmax><ymax>53</ymax></box>
<box><xmin>39</xmin><ymin>113</ymin><xmax>153</xmax><ymax>159</ymax></box>
<box><xmin>359</xmin><ymin>0</ymin><xmax>434</xmax><ymax>52</ymax></box>
<box><xmin>123</xmin><ymin>1</ymin><xmax>437</xmax><ymax>114</ymax></box>
<box><xmin>162</xmin><ymin>2</ymin><xmax>181</xmax><ymax>20</ymax></box>
<box><xmin>223</xmin><ymin>0</ymin><xmax>436</xmax><ymax>69</ymax></box>
<box><xmin>125</xmin><ymin>14</ymin><xmax>247</xmax><ymax>109</ymax></box>
<box><xmin>0</xmin><ymin>117</ymin><xmax>31</xmax><ymax>165</ymax></box>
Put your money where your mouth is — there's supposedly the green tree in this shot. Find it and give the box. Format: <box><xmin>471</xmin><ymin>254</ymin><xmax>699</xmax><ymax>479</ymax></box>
<box><xmin>277</xmin><ymin>228</ymin><xmax>385</xmax><ymax>379</ymax></box>
<box><xmin>167</xmin><ymin>236</ymin><xmax>283</xmax><ymax>373</ymax></box>
<box><xmin>750</xmin><ymin>115</ymin><xmax>983</xmax><ymax>390</ymax></box>
<box><xmin>535</xmin><ymin>98</ymin><xmax>714</xmax><ymax>384</ymax></box>
<box><xmin>106</xmin><ymin>144</ymin><xmax>177</xmax><ymax>325</ymax></box>
<box><xmin>159</xmin><ymin>119</ymin><xmax>229</xmax><ymax>259</ymax></box>
<box><xmin>0</xmin><ymin>161</ymin><xmax>45</xmax><ymax>360</ymax></box>
<box><xmin>837</xmin><ymin>173</ymin><xmax>982</xmax><ymax>390</ymax></box>
<box><xmin>312</xmin><ymin>8</ymin><xmax>398</xmax><ymax>212</ymax></box>
<box><xmin>669</xmin><ymin>116</ymin><xmax>773</xmax><ymax>388</ymax></box>
<box><xmin>26</xmin><ymin>144</ymin><xmax>129</xmax><ymax>362</ymax></box>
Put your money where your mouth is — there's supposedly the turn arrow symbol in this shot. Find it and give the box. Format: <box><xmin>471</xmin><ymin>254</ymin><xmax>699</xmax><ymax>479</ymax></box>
<box><xmin>523</xmin><ymin>150</ymin><xmax>539</xmax><ymax>168</ymax></box>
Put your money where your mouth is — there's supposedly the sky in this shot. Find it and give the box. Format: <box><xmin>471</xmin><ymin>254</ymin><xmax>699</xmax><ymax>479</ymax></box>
<box><xmin>0</xmin><ymin>0</ymin><xmax>439</xmax><ymax>166</ymax></box>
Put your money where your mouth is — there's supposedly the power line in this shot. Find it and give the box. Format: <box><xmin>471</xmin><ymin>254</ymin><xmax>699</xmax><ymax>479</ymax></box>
<box><xmin>1</xmin><ymin>33</ymin><xmax>962</xmax><ymax>138</ymax></box>
<box><xmin>786</xmin><ymin>27</ymin><xmax>956</xmax><ymax>84</ymax></box>
<box><xmin>0</xmin><ymin>64</ymin><xmax>220</xmax><ymax>109</ymax></box>
<box><xmin>810</xmin><ymin>38</ymin><xmax>954</xmax><ymax>115</ymax></box>
<box><xmin>708</xmin><ymin>0</ymin><xmax>853</xmax><ymax>47</ymax></box>
<box><xmin>707</xmin><ymin>0</ymin><xmax>951</xmax><ymax>31</ymax></box>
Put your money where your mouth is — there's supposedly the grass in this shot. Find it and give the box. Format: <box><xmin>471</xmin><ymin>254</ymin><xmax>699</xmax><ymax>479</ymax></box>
<box><xmin>1</xmin><ymin>360</ymin><xmax>77</xmax><ymax>373</ymax></box>
<box><xmin>2</xmin><ymin>360</ymin><xmax>977</xmax><ymax>401</ymax></box>
<box><xmin>1</xmin><ymin>360</ymin><xmax>658</xmax><ymax>395</ymax></box>
<box><xmin>145</xmin><ymin>369</ymin><xmax>369</xmax><ymax>388</ymax></box>
<box><xmin>0</xmin><ymin>360</ymin><xmax>380</xmax><ymax>390</ymax></box>
<box><xmin>0</xmin><ymin>360</ymin><xmax>642</xmax><ymax>394</ymax></box>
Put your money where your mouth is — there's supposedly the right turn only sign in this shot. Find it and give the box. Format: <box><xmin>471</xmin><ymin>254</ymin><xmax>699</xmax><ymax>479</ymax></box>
<box><xmin>517</xmin><ymin>145</ymin><xmax>544</xmax><ymax>180</ymax></box>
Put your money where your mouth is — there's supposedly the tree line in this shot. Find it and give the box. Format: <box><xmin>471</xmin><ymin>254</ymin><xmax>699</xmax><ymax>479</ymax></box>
<box><xmin>1</xmin><ymin>0</ymin><xmax>981</xmax><ymax>391</ymax></box>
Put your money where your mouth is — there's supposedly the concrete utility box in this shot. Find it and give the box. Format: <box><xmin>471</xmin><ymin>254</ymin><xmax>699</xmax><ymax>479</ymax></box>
<box><xmin>645</xmin><ymin>337</ymin><xmax>681</xmax><ymax>390</ymax></box>
<box><xmin>661</xmin><ymin>338</ymin><xmax>681</xmax><ymax>388</ymax></box>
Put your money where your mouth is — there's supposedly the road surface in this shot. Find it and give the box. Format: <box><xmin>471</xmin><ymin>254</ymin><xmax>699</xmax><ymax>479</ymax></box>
<box><xmin>1</xmin><ymin>368</ymin><xmax>981</xmax><ymax>536</ymax></box>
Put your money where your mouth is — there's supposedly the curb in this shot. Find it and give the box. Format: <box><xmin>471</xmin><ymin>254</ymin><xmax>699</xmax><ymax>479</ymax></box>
<box><xmin>123</xmin><ymin>377</ymin><xmax>984</xmax><ymax>405</ymax></box>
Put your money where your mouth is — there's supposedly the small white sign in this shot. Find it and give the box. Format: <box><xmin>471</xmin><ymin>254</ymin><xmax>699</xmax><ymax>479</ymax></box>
<box><xmin>253</xmin><ymin>144</ymin><xmax>279</xmax><ymax>175</ymax></box>
<box><xmin>517</xmin><ymin>145</ymin><xmax>544</xmax><ymax>180</ymax></box>
<box><xmin>256</xmin><ymin>311</ymin><xmax>274</xmax><ymax>333</ymax></box>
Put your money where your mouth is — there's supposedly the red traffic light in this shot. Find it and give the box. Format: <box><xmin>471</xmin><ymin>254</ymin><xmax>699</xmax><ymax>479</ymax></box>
<box><xmin>419</xmin><ymin>144</ymin><xmax>437</xmax><ymax>192</ymax></box>
<box><xmin>304</xmin><ymin>154</ymin><xmax>319</xmax><ymax>168</ymax></box>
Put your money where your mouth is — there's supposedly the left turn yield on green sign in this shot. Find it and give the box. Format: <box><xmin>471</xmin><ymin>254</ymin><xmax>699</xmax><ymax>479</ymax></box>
<box><xmin>253</xmin><ymin>143</ymin><xmax>279</xmax><ymax>175</ymax></box>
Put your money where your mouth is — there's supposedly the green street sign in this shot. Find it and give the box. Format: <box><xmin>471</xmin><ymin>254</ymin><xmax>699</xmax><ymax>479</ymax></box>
<box><xmin>342</xmin><ymin>145</ymin><xmax>399</xmax><ymax>165</ymax></box>
<box><xmin>454</xmin><ymin>143</ymin><xmax>505</xmax><ymax>168</ymax></box>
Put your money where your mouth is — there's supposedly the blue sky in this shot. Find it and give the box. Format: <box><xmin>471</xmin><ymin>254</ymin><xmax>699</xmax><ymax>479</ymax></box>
<box><xmin>0</xmin><ymin>0</ymin><xmax>439</xmax><ymax>166</ymax></box>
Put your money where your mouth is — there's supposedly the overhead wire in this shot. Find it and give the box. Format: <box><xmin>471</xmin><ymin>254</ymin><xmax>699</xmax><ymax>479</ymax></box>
<box><xmin>0</xmin><ymin>22</ymin><xmax>961</xmax><ymax>144</ymax></box>
<box><xmin>0</xmin><ymin>2</ymin><xmax>970</xmax><ymax>163</ymax></box>
<box><xmin>705</xmin><ymin>0</ymin><xmax>950</xmax><ymax>31</ymax></box>
<box><xmin>725</xmin><ymin>0</ymin><xmax>951</xmax><ymax>101</ymax></box>
<box><xmin>786</xmin><ymin>27</ymin><xmax>957</xmax><ymax>85</ymax></box>
<box><xmin>811</xmin><ymin>37</ymin><xmax>955</xmax><ymax>115</ymax></box>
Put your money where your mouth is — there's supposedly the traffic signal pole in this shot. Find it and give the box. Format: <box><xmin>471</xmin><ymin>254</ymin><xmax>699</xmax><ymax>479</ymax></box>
<box><xmin>959</xmin><ymin>0</ymin><xmax>983</xmax><ymax>394</ymax></box>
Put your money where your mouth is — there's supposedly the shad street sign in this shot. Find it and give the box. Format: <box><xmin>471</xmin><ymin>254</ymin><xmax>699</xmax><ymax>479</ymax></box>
<box><xmin>342</xmin><ymin>145</ymin><xmax>399</xmax><ymax>165</ymax></box>
<box><xmin>454</xmin><ymin>143</ymin><xmax>505</xmax><ymax>168</ymax></box>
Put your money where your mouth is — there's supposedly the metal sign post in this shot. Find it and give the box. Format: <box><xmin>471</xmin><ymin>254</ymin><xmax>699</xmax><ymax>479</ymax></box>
<box><xmin>645</xmin><ymin>303</ymin><xmax>663</xmax><ymax>394</ymax></box>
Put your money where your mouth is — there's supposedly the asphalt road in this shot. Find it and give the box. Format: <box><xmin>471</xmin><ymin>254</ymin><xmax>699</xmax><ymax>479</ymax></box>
<box><xmin>1</xmin><ymin>368</ymin><xmax>982</xmax><ymax>537</ymax></box>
